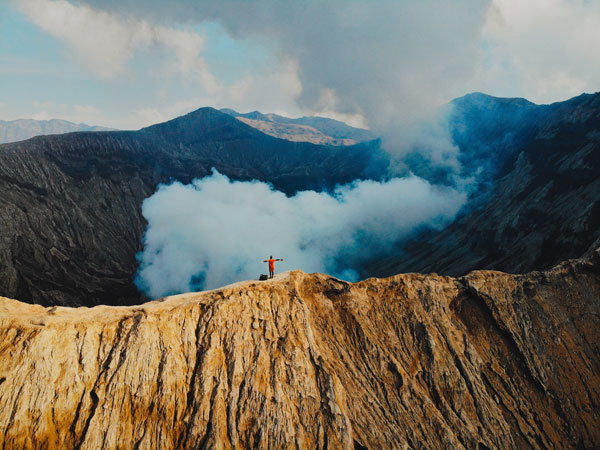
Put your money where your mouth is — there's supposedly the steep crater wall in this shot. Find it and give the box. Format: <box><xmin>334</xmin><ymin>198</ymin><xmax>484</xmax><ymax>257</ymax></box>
<box><xmin>0</xmin><ymin>108</ymin><xmax>386</xmax><ymax>307</ymax></box>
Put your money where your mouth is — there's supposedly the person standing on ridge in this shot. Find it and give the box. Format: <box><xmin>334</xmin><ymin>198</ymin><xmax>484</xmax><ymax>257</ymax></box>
<box><xmin>263</xmin><ymin>256</ymin><xmax>283</xmax><ymax>279</ymax></box>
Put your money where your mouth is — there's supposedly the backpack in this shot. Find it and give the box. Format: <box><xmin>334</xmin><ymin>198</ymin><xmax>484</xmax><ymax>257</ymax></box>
<box><xmin>259</xmin><ymin>274</ymin><xmax>269</xmax><ymax>281</ymax></box>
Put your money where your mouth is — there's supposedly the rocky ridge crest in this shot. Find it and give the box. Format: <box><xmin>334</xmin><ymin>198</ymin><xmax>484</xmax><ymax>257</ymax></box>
<box><xmin>1</xmin><ymin>249</ymin><xmax>599</xmax><ymax>449</ymax></box>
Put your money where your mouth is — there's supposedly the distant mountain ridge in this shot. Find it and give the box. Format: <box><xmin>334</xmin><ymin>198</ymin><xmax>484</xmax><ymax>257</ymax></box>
<box><xmin>0</xmin><ymin>118</ymin><xmax>114</xmax><ymax>144</ymax></box>
<box><xmin>221</xmin><ymin>108</ymin><xmax>375</xmax><ymax>145</ymax></box>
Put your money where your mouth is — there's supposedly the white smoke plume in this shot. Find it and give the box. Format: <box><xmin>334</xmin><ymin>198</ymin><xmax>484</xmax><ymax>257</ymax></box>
<box><xmin>135</xmin><ymin>170</ymin><xmax>466</xmax><ymax>298</ymax></box>
<box><xmin>69</xmin><ymin>0</ymin><xmax>490</xmax><ymax>131</ymax></box>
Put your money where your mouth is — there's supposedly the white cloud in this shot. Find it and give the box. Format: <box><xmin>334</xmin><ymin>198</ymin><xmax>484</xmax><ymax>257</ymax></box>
<box><xmin>73</xmin><ymin>104</ymin><xmax>102</xmax><ymax>116</ymax></box>
<box><xmin>223</xmin><ymin>58</ymin><xmax>303</xmax><ymax>116</ymax></box>
<box><xmin>21</xmin><ymin>101</ymin><xmax>107</xmax><ymax>126</ymax></box>
<box><xmin>481</xmin><ymin>0</ymin><xmax>600</xmax><ymax>103</ymax></box>
<box><xmin>304</xmin><ymin>88</ymin><xmax>368</xmax><ymax>129</ymax></box>
<box><xmin>74</xmin><ymin>0</ymin><xmax>600</xmax><ymax>124</ymax></box>
<box><xmin>10</xmin><ymin>0</ymin><xmax>600</xmax><ymax>133</ymax></box>
<box><xmin>127</xmin><ymin>59</ymin><xmax>304</xmax><ymax>129</ymax></box>
<box><xmin>72</xmin><ymin>0</ymin><xmax>491</xmax><ymax>134</ymax></box>
<box><xmin>135</xmin><ymin>170</ymin><xmax>466</xmax><ymax>298</ymax></box>
<box><xmin>16</xmin><ymin>0</ymin><xmax>137</xmax><ymax>78</ymax></box>
<box><xmin>31</xmin><ymin>110</ymin><xmax>51</xmax><ymax>120</ymax></box>
<box><xmin>13</xmin><ymin>0</ymin><xmax>307</xmax><ymax>127</ymax></box>
<box><xmin>152</xmin><ymin>26</ymin><xmax>219</xmax><ymax>94</ymax></box>
<box><xmin>15</xmin><ymin>0</ymin><xmax>218</xmax><ymax>92</ymax></box>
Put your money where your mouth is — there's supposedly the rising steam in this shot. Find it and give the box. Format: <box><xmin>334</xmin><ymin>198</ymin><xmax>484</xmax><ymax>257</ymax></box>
<box><xmin>135</xmin><ymin>170</ymin><xmax>466</xmax><ymax>298</ymax></box>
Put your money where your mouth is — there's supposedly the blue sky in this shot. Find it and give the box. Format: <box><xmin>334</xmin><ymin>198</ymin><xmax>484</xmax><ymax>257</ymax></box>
<box><xmin>1</xmin><ymin>0</ymin><xmax>599</xmax><ymax>130</ymax></box>
<box><xmin>0</xmin><ymin>2</ymin><xmax>300</xmax><ymax>128</ymax></box>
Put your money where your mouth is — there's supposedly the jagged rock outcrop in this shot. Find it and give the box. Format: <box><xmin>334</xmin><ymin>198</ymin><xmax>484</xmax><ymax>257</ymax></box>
<box><xmin>1</xmin><ymin>250</ymin><xmax>599</xmax><ymax>449</ymax></box>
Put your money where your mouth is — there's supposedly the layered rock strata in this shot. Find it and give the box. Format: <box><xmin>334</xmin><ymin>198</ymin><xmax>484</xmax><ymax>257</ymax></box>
<box><xmin>0</xmin><ymin>250</ymin><xmax>599</xmax><ymax>449</ymax></box>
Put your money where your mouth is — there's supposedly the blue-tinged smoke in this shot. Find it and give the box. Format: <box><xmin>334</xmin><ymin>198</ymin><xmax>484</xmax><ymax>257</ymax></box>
<box><xmin>135</xmin><ymin>170</ymin><xmax>466</xmax><ymax>298</ymax></box>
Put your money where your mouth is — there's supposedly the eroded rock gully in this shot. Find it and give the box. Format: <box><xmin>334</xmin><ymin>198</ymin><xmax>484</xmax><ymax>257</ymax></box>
<box><xmin>1</xmin><ymin>250</ymin><xmax>599</xmax><ymax>449</ymax></box>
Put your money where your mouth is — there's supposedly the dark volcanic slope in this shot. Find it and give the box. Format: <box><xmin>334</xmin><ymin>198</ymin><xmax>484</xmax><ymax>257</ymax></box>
<box><xmin>0</xmin><ymin>108</ymin><xmax>386</xmax><ymax>307</ymax></box>
<box><xmin>369</xmin><ymin>92</ymin><xmax>600</xmax><ymax>278</ymax></box>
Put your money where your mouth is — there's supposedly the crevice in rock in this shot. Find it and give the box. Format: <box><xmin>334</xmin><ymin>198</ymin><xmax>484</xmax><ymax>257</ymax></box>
<box><xmin>353</xmin><ymin>438</ymin><xmax>368</xmax><ymax>449</ymax></box>
<box><xmin>387</xmin><ymin>362</ymin><xmax>403</xmax><ymax>392</ymax></box>
<box><xmin>74</xmin><ymin>389</ymin><xmax>99</xmax><ymax>450</ymax></box>
<box><xmin>177</xmin><ymin>306</ymin><xmax>210</xmax><ymax>449</ymax></box>
<box><xmin>68</xmin><ymin>389</ymin><xmax>88</xmax><ymax>440</ymax></box>
<box><xmin>453</xmin><ymin>281</ymin><xmax>546</xmax><ymax>394</ymax></box>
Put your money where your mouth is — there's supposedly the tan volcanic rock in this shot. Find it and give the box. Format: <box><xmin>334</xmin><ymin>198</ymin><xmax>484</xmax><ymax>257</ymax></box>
<box><xmin>235</xmin><ymin>117</ymin><xmax>358</xmax><ymax>146</ymax></box>
<box><xmin>1</xmin><ymin>251</ymin><xmax>599</xmax><ymax>449</ymax></box>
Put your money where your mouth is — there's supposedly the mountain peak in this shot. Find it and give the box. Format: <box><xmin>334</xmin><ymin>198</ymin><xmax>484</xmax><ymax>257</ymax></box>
<box><xmin>139</xmin><ymin>106</ymin><xmax>260</xmax><ymax>143</ymax></box>
<box><xmin>453</xmin><ymin>92</ymin><xmax>537</xmax><ymax>107</ymax></box>
<box><xmin>218</xmin><ymin>107</ymin><xmax>239</xmax><ymax>116</ymax></box>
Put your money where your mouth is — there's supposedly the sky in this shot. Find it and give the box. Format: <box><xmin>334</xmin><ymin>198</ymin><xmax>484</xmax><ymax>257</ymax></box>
<box><xmin>1</xmin><ymin>0</ymin><xmax>599</xmax><ymax>130</ymax></box>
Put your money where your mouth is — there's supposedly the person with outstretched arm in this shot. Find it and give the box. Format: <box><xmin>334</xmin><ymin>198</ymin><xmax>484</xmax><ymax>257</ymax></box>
<box><xmin>263</xmin><ymin>256</ymin><xmax>283</xmax><ymax>279</ymax></box>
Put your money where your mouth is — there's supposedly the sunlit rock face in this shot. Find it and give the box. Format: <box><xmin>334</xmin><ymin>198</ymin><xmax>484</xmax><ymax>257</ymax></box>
<box><xmin>1</xmin><ymin>249</ymin><xmax>599</xmax><ymax>449</ymax></box>
<box><xmin>220</xmin><ymin>108</ymin><xmax>376</xmax><ymax>146</ymax></box>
